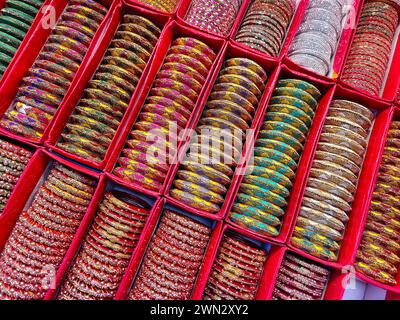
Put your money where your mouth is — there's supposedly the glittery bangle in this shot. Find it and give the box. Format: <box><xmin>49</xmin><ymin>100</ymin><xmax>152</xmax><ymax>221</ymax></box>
<box><xmin>213</xmin><ymin>258</ymin><xmax>261</xmax><ymax>280</ymax></box>
<box><xmin>135</xmin><ymin>276</ymin><xmax>189</xmax><ymax>300</ymax></box>
<box><xmin>98</xmin><ymin>203</ymin><xmax>147</xmax><ymax>228</ymax></box>
<box><xmin>79</xmin><ymin>246</ymin><xmax>129</xmax><ymax>273</ymax></box>
<box><xmin>68</xmin><ymin>268</ymin><xmax>119</xmax><ymax>291</ymax></box>
<box><xmin>147</xmin><ymin>248</ymin><xmax>200</xmax><ymax>278</ymax></box>
<box><xmin>27</xmin><ymin>207</ymin><xmax>79</xmax><ymax>234</ymax></box>
<box><xmin>91</xmin><ymin>220</ymin><xmax>140</xmax><ymax>248</ymax></box>
<box><xmin>8</xmin><ymin>234</ymin><xmax>65</xmax><ymax>265</ymax></box>
<box><xmin>63</xmin><ymin>280</ymin><xmax>114</xmax><ymax>300</ymax></box>
<box><xmin>163</xmin><ymin>210</ymin><xmax>210</xmax><ymax>234</ymax></box>
<box><xmin>147</xmin><ymin>244</ymin><xmax>202</xmax><ymax>270</ymax></box>
<box><xmin>157</xmin><ymin>223</ymin><xmax>209</xmax><ymax>248</ymax></box>
<box><xmin>38</xmin><ymin>186</ymin><xmax>88</xmax><ymax>213</ymax></box>
<box><xmin>224</xmin><ymin>235</ymin><xmax>265</xmax><ymax>256</ymax></box>
<box><xmin>0</xmin><ymin>141</ymin><xmax>32</xmax><ymax>157</ymax></box>
<box><xmin>279</xmin><ymin>266</ymin><xmax>326</xmax><ymax>290</ymax></box>
<box><xmin>162</xmin><ymin>216</ymin><xmax>210</xmax><ymax>241</ymax></box>
<box><xmin>218</xmin><ymin>247</ymin><xmax>264</xmax><ymax>268</ymax></box>
<box><xmin>106</xmin><ymin>192</ymin><xmax>149</xmax><ymax>215</ymax></box>
<box><xmin>0</xmin><ymin>263</ymin><xmax>46</xmax><ymax>291</ymax></box>
<box><xmin>142</xmin><ymin>257</ymin><xmax>195</xmax><ymax>285</ymax></box>
<box><xmin>53</xmin><ymin>163</ymin><xmax>96</xmax><ymax>186</ymax></box>
<box><xmin>144</xmin><ymin>249</ymin><xmax>199</xmax><ymax>277</ymax></box>
<box><xmin>2</xmin><ymin>242</ymin><xmax>51</xmax><ymax>271</ymax></box>
<box><xmin>217</xmin><ymin>253</ymin><xmax>261</xmax><ymax>275</ymax></box>
<box><xmin>101</xmin><ymin>197</ymin><xmax>149</xmax><ymax>221</ymax></box>
<box><xmin>285</xmin><ymin>253</ymin><xmax>330</xmax><ymax>276</ymax></box>
<box><xmin>48</xmin><ymin>169</ymin><xmax>96</xmax><ymax>194</ymax></box>
<box><xmin>277</xmin><ymin>273</ymin><xmax>323</xmax><ymax>298</ymax></box>
<box><xmin>141</xmin><ymin>266</ymin><xmax>194</xmax><ymax>293</ymax></box>
<box><xmin>74</xmin><ymin>257</ymin><xmax>124</xmax><ymax>283</ymax></box>
<box><xmin>152</xmin><ymin>231</ymin><xmax>205</xmax><ymax>256</ymax></box>
<box><xmin>282</xmin><ymin>260</ymin><xmax>329</xmax><ymax>283</ymax></box>
<box><xmin>96</xmin><ymin>210</ymin><xmax>145</xmax><ymax>234</ymax></box>
<box><xmin>0</xmin><ymin>163</ymin><xmax>26</xmax><ymax>177</ymax></box>
<box><xmin>0</xmin><ymin>150</ymin><xmax>30</xmax><ymax>165</ymax></box>
<box><xmin>11</xmin><ymin>228</ymin><xmax>66</xmax><ymax>258</ymax></box>
<box><xmin>45</xmin><ymin>181</ymin><xmax>91</xmax><ymax>206</ymax></box>
<box><xmin>131</xmin><ymin>280</ymin><xmax>183</xmax><ymax>300</ymax></box>
<box><xmin>80</xmin><ymin>242</ymin><xmax>130</xmax><ymax>269</ymax></box>
<box><xmin>0</xmin><ymin>172</ymin><xmax>19</xmax><ymax>185</ymax></box>
<box><xmin>33</xmin><ymin>195</ymin><xmax>84</xmax><ymax>220</ymax></box>
<box><xmin>20</xmin><ymin>211</ymin><xmax>75</xmax><ymax>243</ymax></box>
<box><xmin>0</xmin><ymin>157</ymin><xmax>25</xmax><ymax>171</ymax></box>
<box><xmin>206</xmin><ymin>277</ymin><xmax>254</xmax><ymax>300</ymax></box>
<box><xmin>14</xmin><ymin>221</ymin><xmax>71</xmax><ymax>250</ymax></box>
<box><xmin>209</xmin><ymin>269</ymin><xmax>258</xmax><ymax>295</ymax></box>
<box><xmin>86</xmin><ymin>232</ymin><xmax>132</xmax><ymax>260</ymax></box>
<box><xmin>151</xmin><ymin>234</ymin><xmax>204</xmax><ymax>262</ymax></box>
<box><xmin>220</xmin><ymin>240</ymin><xmax>266</xmax><ymax>263</ymax></box>
<box><xmin>31</xmin><ymin>202</ymin><xmax>81</xmax><ymax>228</ymax></box>
<box><xmin>212</xmin><ymin>260</ymin><xmax>262</xmax><ymax>284</ymax></box>
<box><xmin>274</xmin><ymin>280</ymin><xmax>314</xmax><ymax>300</ymax></box>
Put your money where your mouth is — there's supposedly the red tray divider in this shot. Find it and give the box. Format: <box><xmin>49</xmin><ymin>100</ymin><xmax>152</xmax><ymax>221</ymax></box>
<box><xmin>45</xmin><ymin>1</ymin><xmax>170</xmax><ymax>171</ymax></box>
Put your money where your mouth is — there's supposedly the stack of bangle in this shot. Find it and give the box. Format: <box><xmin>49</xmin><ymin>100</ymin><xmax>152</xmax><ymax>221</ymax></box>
<box><xmin>0</xmin><ymin>0</ymin><xmax>108</xmax><ymax>141</ymax></box>
<box><xmin>203</xmin><ymin>234</ymin><xmax>267</xmax><ymax>300</ymax></box>
<box><xmin>113</xmin><ymin>37</ymin><xmax>216</xmax><ymax>192</ymax></box>
<box><xmin>170</xmin><ymin>57</ymin><xmax>267</xmax><ymax>213</ymax></box>
<box><xmin>342</xmin><ymin>0</ymin><xmax>400</xmax><ymax>95</ymax></box>
<box><xmin>272</xmin><ymin>253</ymin><xmax>330</xmax><ymax>300</ymax></box>
<box><xmin>185</xmin><ymin>0</ymin><xmax>242</xmax><ymax>36</ymax></box>
<box><xmin>57</xmin><ymin>14</ymin><xmax>161</xmax><ymax>162</ymax></box>
<box><xmin>0</xmin><ymin>162</ymin><xmax>96</xmax><ymax>300</ymax></box>
<box><xmin>128</xmin><ymin>210</ymin><xmax>210</xmax><ymax>300</ymax></box>
<box><xmin>137</xmin><ymin>0</ymin><xmax>179</xmax><ymax>13</ymax></box>
<box><xmin>236</xmin><ymin>0</ymin><xmax>296</xmax><ymax>57</ymax></box>
<box><xmin>229</xmin><ymin>79</ymin><xmax>321</xmax><ymax>237</ymax></box>
<box><xmin>58</xmin><ymin>191</ymin><xmax>151</xmax><ymax>300</ymax></box>
<box><xmin>0</xmin><ymin>0</ymin><xmax>45</xmax><ymax>77</ymax></box>
<box><xmin>355</xmin><ymin>120</ymin><xmax>400</xmax><ymax>286</ymax></box>
<box><xmin>0</xmin><ymin>138</ymin><xmax>33</xmax><ymax>214</ymax></box>
<box><xmin>292</xmin><ymin>100</ymin><xmax>374</xmax><ymax>261</ymax></box>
